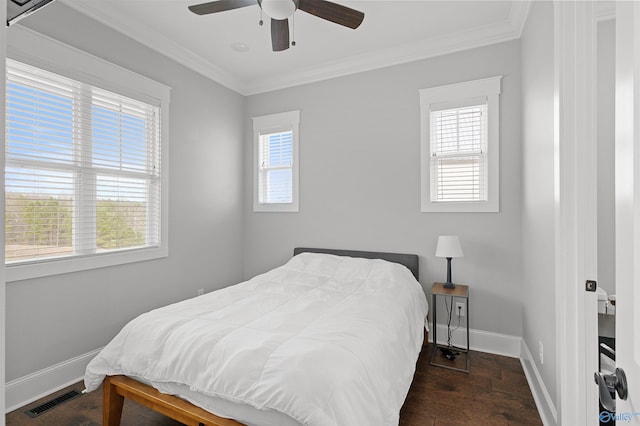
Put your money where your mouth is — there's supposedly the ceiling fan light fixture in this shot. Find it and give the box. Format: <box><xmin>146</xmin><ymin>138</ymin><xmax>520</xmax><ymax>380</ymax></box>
<box><xmin>261</xmin><ymin>0</ymin><xmax>296</xmax><ymax>20</ymax></box>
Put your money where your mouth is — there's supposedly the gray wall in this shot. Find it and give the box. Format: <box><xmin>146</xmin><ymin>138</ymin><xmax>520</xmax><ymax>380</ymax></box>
<box><xmin>244</xmin><ymin>41</ymin><xmax>524</xmax><ymax>338</ymax></box>
<box><xmin>5</xmin><ymin>3</ymin><xmax>246</xmax><ymax>381</ymax></box>
<box><xmin>597</xmin><ymin>19</ymin><xmax>616</xmax><ymax>339</ymax></box>
<box><xmin>597</xmin><ymin>19</ymin><xmax>616</xmax><ymax>296</ymax></box>
<box><xmin>520</xmin><ymin>0</ymin><xmax>557</xmax><ymax>406</ymax></box>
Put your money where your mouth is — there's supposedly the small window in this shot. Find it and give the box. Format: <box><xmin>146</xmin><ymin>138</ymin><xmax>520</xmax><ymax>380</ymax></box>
<box><xmin>253</xmin><ymin>110</ymin><xmax>300</xmax><ymax>212</ymax></box>
<box><xmin>431</xmin><ymin>103</ymin><xmax>487</xmax><ymax>202</ymax></box>
<box><xmin>420</xmin><ymin>76</ymin><xmax>501</xmax><ymax>212</ymax></box>
<box><xmin>259</xmin><ymin>131</ymin><xmax>293</xmax><ymax>204</ymax></box>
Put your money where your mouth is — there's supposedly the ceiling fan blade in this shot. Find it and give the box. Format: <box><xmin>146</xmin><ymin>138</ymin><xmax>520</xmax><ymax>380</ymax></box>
<box><xmin>188</xmin><ymin>0</ymin><xmax>256</xmax><ymax>15</ymax></box>
<box><xmin>271</xmin><ymin>18</ymin><xmax>290</xmax><ymax>51</ymax></box>
<box><xmin>298</xmin><ymin>0</ymin><xmax>364</xmax><ymax>29</ymax></box>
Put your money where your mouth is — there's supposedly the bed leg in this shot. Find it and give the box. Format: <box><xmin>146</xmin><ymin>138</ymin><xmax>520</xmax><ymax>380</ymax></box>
<box><xmin>103</xmin><ymin>376</ymin><xmax>125</xmax><ymax>426</ymax></box>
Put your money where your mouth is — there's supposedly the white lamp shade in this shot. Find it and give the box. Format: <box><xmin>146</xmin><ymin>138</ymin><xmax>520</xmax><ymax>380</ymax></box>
<box><xmin>435</xmin><ymin>236</ymin><xmax>464</xmax><ymax>258</ymax></box>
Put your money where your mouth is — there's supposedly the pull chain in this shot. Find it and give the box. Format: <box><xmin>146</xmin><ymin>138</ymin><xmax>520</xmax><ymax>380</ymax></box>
<box><xmin>259</xmin><ymin>7</ymin><xmax>263</xmax><ymax>26</ymax></box>
<box><xmin>291</xmin><ymin>12</ymin><xmax>296</xmax><ymax>46</ymax></box>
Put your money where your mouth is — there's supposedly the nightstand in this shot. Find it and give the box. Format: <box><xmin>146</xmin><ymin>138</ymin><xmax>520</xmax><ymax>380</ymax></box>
<box><xmin>429</xmin><ymin>282</ymin><xmax>470</xmax><ymax>372</ymax></box>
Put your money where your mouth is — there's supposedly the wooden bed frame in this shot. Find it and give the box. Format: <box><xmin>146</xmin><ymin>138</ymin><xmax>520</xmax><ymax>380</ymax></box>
<box><xmin>103</xmin><ymin>375</ymin><xmax>244</xmax><ymax>426</ymax></box>
<box><xmin>102</xmin><ymin>248</ymin><xmax>420</xmax><ymax>426</ymax></box>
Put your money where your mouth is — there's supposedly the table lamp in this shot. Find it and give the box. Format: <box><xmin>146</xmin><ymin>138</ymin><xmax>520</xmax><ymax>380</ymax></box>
<box><xmin>435</xmin><ymin>236</ymin><xmax>464</xmax><ymax>289</ymax></box>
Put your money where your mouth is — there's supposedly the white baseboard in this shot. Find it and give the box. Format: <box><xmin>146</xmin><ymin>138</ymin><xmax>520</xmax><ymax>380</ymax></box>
<box><xmin>520</xmin><ymin>340</ymin><xmax>558</xmax><ymax>426</ymax></box>
<box><xmin>427</xmin><ymin>322</ymin><xmax>522</xmax><ymax>358</ymax></box>
<box><xmin>5</xmin><ymin>347</ymin><xmax>102</xmax><ymax>413</ymax></box>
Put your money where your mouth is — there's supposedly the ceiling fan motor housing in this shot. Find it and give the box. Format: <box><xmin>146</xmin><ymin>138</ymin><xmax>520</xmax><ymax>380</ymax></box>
<box><xmin>259</xmin><ymin>0</ymin><xmax>299</xmax><ymax>20</ymax></box>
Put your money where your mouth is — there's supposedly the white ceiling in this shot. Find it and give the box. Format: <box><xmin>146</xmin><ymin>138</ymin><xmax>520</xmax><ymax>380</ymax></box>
<box><xmin>58</xmin><ymin>0</ymin><xmax>531</xmax><ymax>95</ymax></box>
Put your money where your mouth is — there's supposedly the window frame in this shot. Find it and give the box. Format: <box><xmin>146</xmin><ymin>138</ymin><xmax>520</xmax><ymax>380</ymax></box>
<box><xmin>419</xmin><ymin>76</ymin><xmax>501</xmax><ymax>213</ymax></box>
<box><xmin>5</xmin><ymin>26</ymin><xmax>170</xmax><ymax>282</ymax></box>
<box><xmin>252</xmin><ymin>110</ymin><xmax>300</xmax><ymax>213</ymax></box>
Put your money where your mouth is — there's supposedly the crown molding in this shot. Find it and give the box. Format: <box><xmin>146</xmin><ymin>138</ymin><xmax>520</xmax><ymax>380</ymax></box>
<box><xmin>58</xmin><ymin>0</ymin><xmax>246</xmax><ymax>94</ymax></box>
<box><xmin>510</xmin><ymin>0</ymin><xmax>532</xmax><ymax>38</ymax></box>
<box><xmin>60</xmin><ymin>0</ymin><xmax>532</xmax><ymax>96</ymax></box>
<box><xmin>245</xmin><ymin>3</ymin><xmax>530</xmax><ymax>94</ymax></box>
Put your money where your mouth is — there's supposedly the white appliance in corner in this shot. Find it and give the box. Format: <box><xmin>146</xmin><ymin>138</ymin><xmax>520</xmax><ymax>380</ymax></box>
<box><xmin>596</xmin><ymin>287</ymin><xmax>616</xmax><ymax>316</ymax></box>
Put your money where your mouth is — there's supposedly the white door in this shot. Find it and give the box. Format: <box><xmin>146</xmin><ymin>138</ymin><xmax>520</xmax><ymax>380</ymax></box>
<box><xmin>611</xmin><ymin>1</ymin><xmax>640</xmax><ymax>421</ymax></box>
<box><xmin>554</xmin><ymin>2</ymin><xmax>600</xmax><ymax>424</ymax></box>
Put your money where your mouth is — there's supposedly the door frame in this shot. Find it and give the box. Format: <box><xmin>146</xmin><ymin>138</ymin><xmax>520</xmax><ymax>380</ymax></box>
<box><xmin>0</xmin><ymin>0</ymin><xmax>6</xmax><ymax>423</ymax></box>
<box><xmin>613</xmin><ymin>0</ymin><xmax>640</xmax><ymax>418</ymax></box>
<box><xmin>554</xmin><ymin>1</ymin><xmax>600</xmax><ymax>425</ymax></box>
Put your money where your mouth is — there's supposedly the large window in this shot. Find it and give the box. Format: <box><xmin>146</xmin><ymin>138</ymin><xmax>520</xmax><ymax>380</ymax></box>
<box><xmin>420</xmin><ymin>76</ymin><xmax>501</xmax><ymax>212</ymax></box>
<box><xmin>253</xmin><ymin>110</ymin><xmax>300</xmax><ymax>212</ymax></box>
<box><xmin>5</xmin><ymin>28</ymin><xmax>169</xmax><ymax>281</ymax></box>
<box><xmin>6</xmin><ymin>59</ymin><xmax>161</xmax><ymax>265</ymax></box>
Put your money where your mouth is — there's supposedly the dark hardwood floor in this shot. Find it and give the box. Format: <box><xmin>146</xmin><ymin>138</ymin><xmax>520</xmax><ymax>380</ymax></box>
<box><xmin>6</xmin><ymin>344</ymin><xmax>542</xmax><ymax>426</ymax></box>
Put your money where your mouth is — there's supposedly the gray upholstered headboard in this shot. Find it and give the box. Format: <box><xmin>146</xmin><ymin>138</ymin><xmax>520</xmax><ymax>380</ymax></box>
<box><xmin>293</xmin><ymin>247</ymin><xmax>419</xmax><ymax>281</ymax></box>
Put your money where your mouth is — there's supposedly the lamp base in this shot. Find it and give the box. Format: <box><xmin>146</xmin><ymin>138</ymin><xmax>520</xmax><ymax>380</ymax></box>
<box><xmin>443</xmin><ymin>257</ymin><xmax>456</xmax><ymax>289</ymax></box>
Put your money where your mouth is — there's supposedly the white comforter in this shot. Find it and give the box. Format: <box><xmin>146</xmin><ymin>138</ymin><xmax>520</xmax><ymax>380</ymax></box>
<box><xmin>84</xmin><ymin>252</ymin><xmax>428</xmax><ymax>426</ymax></box>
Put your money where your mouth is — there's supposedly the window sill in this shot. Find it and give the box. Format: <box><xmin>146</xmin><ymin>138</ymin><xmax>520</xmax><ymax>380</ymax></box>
<box><xmin>253</xmin><ymin>202</ymin><xmax>299</xmax><ymax>213</ymax></box>
<box><xmin>421</xmin><ymin>200</ymin><xmax>499</xmax><ymax>213</ymax></box>
<box><xmin>6</xmin><ymin>245</ymin><xmax>168</xmax><ymax>282</ymax></box>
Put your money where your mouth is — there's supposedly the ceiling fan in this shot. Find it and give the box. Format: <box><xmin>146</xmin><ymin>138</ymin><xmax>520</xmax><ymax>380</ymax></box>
<box><xmin>188</xmin><ymin>0</ymin><xmax>365</xmax><ymax>52</ymax></box>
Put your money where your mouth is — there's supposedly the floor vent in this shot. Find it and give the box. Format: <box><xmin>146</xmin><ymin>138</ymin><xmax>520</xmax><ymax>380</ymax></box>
<box><xmin>24</xmin><ymin>389</ymin><xmax>82</xmax><ymax>418</ymax></box>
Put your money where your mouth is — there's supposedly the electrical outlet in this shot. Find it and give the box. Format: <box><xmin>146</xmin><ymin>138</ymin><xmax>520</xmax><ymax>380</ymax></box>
<box><xmin>455</xmin><ymin>302</ymin><xmax>465</xmax><ymax>317</ymax></box>
<box><xmin>197</xmin><ymin>288</ymin><xmax>205</xmax><ymax>296</ymax></box>
<box><xmin>539</xmin><ymin>341</ymin><xmax>544</xmax><ymax>365</ymax></box>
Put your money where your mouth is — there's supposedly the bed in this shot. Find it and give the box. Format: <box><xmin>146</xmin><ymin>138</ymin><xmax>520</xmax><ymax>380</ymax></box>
<box><xmin>84</xmin><ymin>248</ymin><xmax>428</xmax><ymax>426</ymax></box>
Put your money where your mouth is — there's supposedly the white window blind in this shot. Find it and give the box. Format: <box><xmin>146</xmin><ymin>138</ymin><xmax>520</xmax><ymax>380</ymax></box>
<box><xmin>5</xmin><ymin>59</ymin><xmax>161</xmax><ymax>264</ymax></box>
<box><xmin>258</xmin><ymin>130</ymin><xmax>293</xmax><ymax>204</ymax></box>
<box><xmin>420</xmin><ymin>76</ymin><xmax>500</xmax><ymax>213</ymax></box>
<box><xmin>430</xmin><ymin>104</ymin><xmax>488</xmax><ymax>202</ymax></box>
<box><xmin>253</xmin><ymin>110</ymin><xmax>299</xmax><ymax>212</ymax></box>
